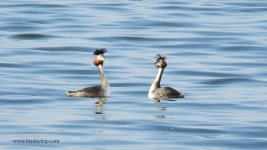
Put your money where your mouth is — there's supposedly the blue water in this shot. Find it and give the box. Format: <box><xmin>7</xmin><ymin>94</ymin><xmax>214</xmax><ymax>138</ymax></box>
<box><xmin>1</xmin><ymin>0</ymin><xmax>267</xmax><ymax>149</ymax></box>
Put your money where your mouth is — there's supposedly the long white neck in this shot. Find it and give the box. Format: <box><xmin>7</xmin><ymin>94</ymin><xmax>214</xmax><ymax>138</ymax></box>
<box><xmin>97</xmin><ymin>65</ymin><xmax>109</xmax><ymax>89</ymax></box>
<box><xmin>148</xmin><ymin>68</ymin><xmax>164</xmax><ymax>98</ymax></box>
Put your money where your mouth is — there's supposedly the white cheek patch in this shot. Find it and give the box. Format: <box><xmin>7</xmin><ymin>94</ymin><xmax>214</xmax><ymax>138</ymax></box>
<box><xmin>98</xmin><ymin>55</ymin><xmax>105</xmax><ymax>61</ymax></box>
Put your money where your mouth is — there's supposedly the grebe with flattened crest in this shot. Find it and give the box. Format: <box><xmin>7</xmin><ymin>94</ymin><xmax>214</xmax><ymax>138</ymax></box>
<box><xmin>148</xmin><ymin>54</ymin><xmax>184</xmax><ymax>100</ymax></box>
<box><xmin>67</xmin><ymin>48</ymin><xmax>110</xmax><ymax>98</ymax></box>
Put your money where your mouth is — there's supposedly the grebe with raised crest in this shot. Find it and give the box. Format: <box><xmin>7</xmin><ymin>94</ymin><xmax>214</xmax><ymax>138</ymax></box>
<box><xmin>67</xmin><ymin>48</ymin><xmax>110</xmax><ymax>98</ymax></box>
<box><xmin>148</xmin><ymin>54</ymin><xmax>184</xmax><ymax>100</ymax></box>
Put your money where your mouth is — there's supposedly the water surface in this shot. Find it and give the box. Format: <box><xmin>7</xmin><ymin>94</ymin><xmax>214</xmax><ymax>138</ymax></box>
<box><xmin>1</xmin><ymin>0</ymin><xmax>267</xmax><ymax>149</ymax></box>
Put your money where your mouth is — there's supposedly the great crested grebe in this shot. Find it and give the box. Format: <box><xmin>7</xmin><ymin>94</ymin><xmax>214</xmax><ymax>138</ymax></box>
<box><xmin>148</xmin><ymin>54</ymin><xmax>184</xmax><ymax>100</ymax></box>
<box><xmin>67</xmin><ymin>48</ymin><xmax>110</xmax><ymax>98</ymax></box>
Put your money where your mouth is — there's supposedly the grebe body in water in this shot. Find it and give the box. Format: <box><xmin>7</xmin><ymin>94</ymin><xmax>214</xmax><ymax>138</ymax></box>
<box><xmin>67</xmin><ymin>49</ymin><xmax>110</xmax><ymax>98</ymax></box>
<box><xmin>148</xmin><ymin>54</ymin><xmax>184</xmax><ymax>100</ymax></box>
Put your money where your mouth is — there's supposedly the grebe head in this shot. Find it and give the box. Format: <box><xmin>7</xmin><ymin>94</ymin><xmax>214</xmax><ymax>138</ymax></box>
<box><xmin>154</xmin><ymin>54</ymin><xmax>167</xmax><ymax>68</ymax></box>
<box><xmin>93</xmin><ymin>48</ymin><xmax>107</xmax><ymax>66</ymax></box>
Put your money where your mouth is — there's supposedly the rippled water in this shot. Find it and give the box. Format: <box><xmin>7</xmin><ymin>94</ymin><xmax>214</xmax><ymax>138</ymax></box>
<box><xmin>1</xmin><ymin>0</ymin><xmax>267</xmax><ymax>149</ymax></box>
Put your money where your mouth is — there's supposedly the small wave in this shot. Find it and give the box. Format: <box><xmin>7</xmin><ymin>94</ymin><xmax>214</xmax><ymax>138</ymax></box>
<box><xmin>111</xmin><ymin>82</ymin><xmax>150</xmax><ymax>87</ymax></box>
<box><xmin>5</xmin><ymin>3</ymin><xmax>68</xmax><ymax>9</ymax></box>
<box><xmin>201</xmin><ymin>77</ymin><xmax>258</xmax><ymax>85</ymax></box>
<box><xmin>176</xmin><ymin>70</ymin><xmax>242</xmax><ymax>77</ymax></box>
<box><xmin>145</xmin><ymin>124</ymin><xmax>224</xmax><ymax>134</ymax></box>
<box><xmin>33</xmin><ymin>46</ymin><xmax>89</xmax><ymax>52</ymax></box>
<box><xmin>0</xmin><ymin>63</ymin><xmax>22</xmax><ymax>68</ymax></box>
<box><xmin>0</xmin><ymin>25</ymin><xmax>40</xmax><ymax>32</ymax></box>
<box><xmin>0</xmin><ymin>99</ymin><xmax>45</xmax><ymax>105</ymax></box>
<box><xmin>11</xmin><ymin>33</ymin><xmax>55</xmax><ymax>40</ymax></box>
<box><xmin>220</xmin><ymin>45</ymin><xmax>266</xmax><ymax>52</ymax></box>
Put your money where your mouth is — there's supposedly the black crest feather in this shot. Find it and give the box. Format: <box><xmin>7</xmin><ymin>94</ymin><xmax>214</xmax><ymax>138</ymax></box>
<box><xmin>155</xmin><ymin>54</ymin><xmax>166</xmax><ymax>61</ymax></box>
<box><xmin>93</xmin><ymin>48</ymin><xmax>107</xmax><ymax>55</ymax></box>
